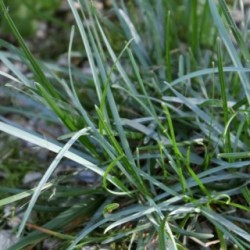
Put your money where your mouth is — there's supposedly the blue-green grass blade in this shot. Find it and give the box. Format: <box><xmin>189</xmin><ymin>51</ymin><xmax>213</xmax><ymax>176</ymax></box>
<box><xmin>165</xmin><ymin>11</ymin><xmax>172</xmax><ymax>82</ymax></box>
<box><xmin>201</xmin><ymin>207</ymin><xmax>250</xmax><ymax>243</ymax></box>
<box><xmin>0</xmin><ymin>54</ymin><xmax>32</xmax><ymax>87</ymax></box>
<box><xmin>217</xmin><ymin>38</ymin><xmax>232</xmax><ymax>154</ymax></box>
<box><xmin>112</xmin><ymin>0</ymin><xmax>150</xmax><ymax>67</ymax></box>
<box><xmin>208</xmin><ymin>0</ymin><xmax>250</xmax><ymax>105</ymax></box>
<box><xmin>67</xmin><ymin>0</ymin><xmax>102</xmax><ymax>103</ymax></box>
<box><xmin>0</xmin><ymin>182</ymin><xmax>53</xmax><ymax>207</ymax></box>
<box><xmin>163</xmin><ymin>67</ymin><xmax>250</xmax><ymax>91</ymax></box>
<box><xmin>218</xmin><ymin>0</ymin><xmax>250</xmax><ymax>61</ymax></box>
<box><xmin>17</xmin><ymin>127</ymin><xmax>91</xmax><ymax>236</ymax></box>
<box><xmin>218</xmin><ymin>152</ymin><xmax>250</xmax><ymax>159</ymax></box>
<box><xmin>0</xmin><ymin>121</ymin><xmax>121</xmax><ymax>187</ymax></box>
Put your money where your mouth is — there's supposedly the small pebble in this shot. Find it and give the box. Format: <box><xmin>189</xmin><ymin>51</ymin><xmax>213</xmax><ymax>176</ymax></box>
<box><xmin>0</xmin><ymin>230</ymin><xmax>18</xmax><ymax>250</ymax></box>
<box><xmin>23</xmin><ymin>171</ymin><xmax>42</xmax><ymax>185</ymax></box>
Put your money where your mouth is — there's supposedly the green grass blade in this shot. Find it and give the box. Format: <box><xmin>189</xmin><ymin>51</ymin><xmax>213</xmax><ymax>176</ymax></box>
<box><xmin>0</xmin><ymin>0</ymin><xmax>59</xmax><ymax>98</ymax></box>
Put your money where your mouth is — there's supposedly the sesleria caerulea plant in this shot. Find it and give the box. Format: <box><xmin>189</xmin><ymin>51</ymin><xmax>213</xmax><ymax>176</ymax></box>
<box><xmin>0</xmin><ymin>0</ymin><xmax>249</xmax><ymax>249</ymax></box>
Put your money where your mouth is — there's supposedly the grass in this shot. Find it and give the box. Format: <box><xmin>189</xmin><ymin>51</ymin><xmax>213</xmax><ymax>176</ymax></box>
<box><xmin>0</xmin><ymin>0</ymin><xmax>250</xmax><ymax>249</ymax></box>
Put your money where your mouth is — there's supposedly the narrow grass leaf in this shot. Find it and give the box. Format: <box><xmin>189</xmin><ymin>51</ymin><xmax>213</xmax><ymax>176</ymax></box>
<box><xmin>201</xmin><ymin>207</ymin><xmax>250</xmax><ymax>242</ymax></box>
<box><xmin>0</xmin><ymin>121</ymin><xmax>122</xmax><ymax>187</ymax></box>
<box><xmin>217</xmin><ymin>38</ymin><xmax>232</xmax><ymax>153</ymax></box>
<box><xmin>218</xmin><ymin>152</ymin><xmax>250</xmax><ymax>159</ymax></box>
<box><xmin>162</xmin><ymin>67</ymin><xmax>250</xmax><ymax>91</ymax></box>
<box><xmin>0</xmin><ymin>183</ymin><xmax>53</xmax><ymax>207</ymax></box>
<box><xmin>0</xmin><ymin>0</ymin><xmax>59</xmax><ymax>97</ymax></box>
<box><xmin>208</xmin><ymin>0</ymin><xmax>250</xmax><ymax>105</ymax></box>
<box><xmin>159</xmin><ymin>216</ymin><xmax>178</xmax><ymax>250</ymax></box>
<box><xmin>67</xmin><ymin>0</ymin><xmax>102</xmax><ymax>103</ymax></box>
<box><xmin>0</xmin><ymin>55</ymin><xmax>32</xmax><ymax>87</ymax></box>
<box><xmin>218</xmin><ymin>0</ymin><xmax>250</xmax><ymax>61</ymax></box>
<box><xmin>17</xmin><ymin>127</ymin><xmax>91</xmax><ymax>236</ymax></box>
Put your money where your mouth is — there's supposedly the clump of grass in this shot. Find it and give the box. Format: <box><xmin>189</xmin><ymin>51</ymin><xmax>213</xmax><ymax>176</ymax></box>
<box><xmin>0</xmin><ymin>0</ymin><xmax>249</xmax><ymax>249</ymax></box>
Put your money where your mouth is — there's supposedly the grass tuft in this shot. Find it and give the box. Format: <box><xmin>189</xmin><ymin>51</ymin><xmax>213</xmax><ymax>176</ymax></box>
<box><xmin>0</xmin><ymin>0</ymin><xmax>249</xmax><ymax>249</ymax></box>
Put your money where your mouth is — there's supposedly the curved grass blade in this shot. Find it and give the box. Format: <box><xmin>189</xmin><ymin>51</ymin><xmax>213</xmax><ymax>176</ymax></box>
<box><xmin>163</xmin><ymin>67</ymin><xmax>250</xmax><ymax>91</ymax></box>
<box><xmin>17</xmin><ymin>127</ymin><xmax>91</xmax><ymax>236</ymax></box>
